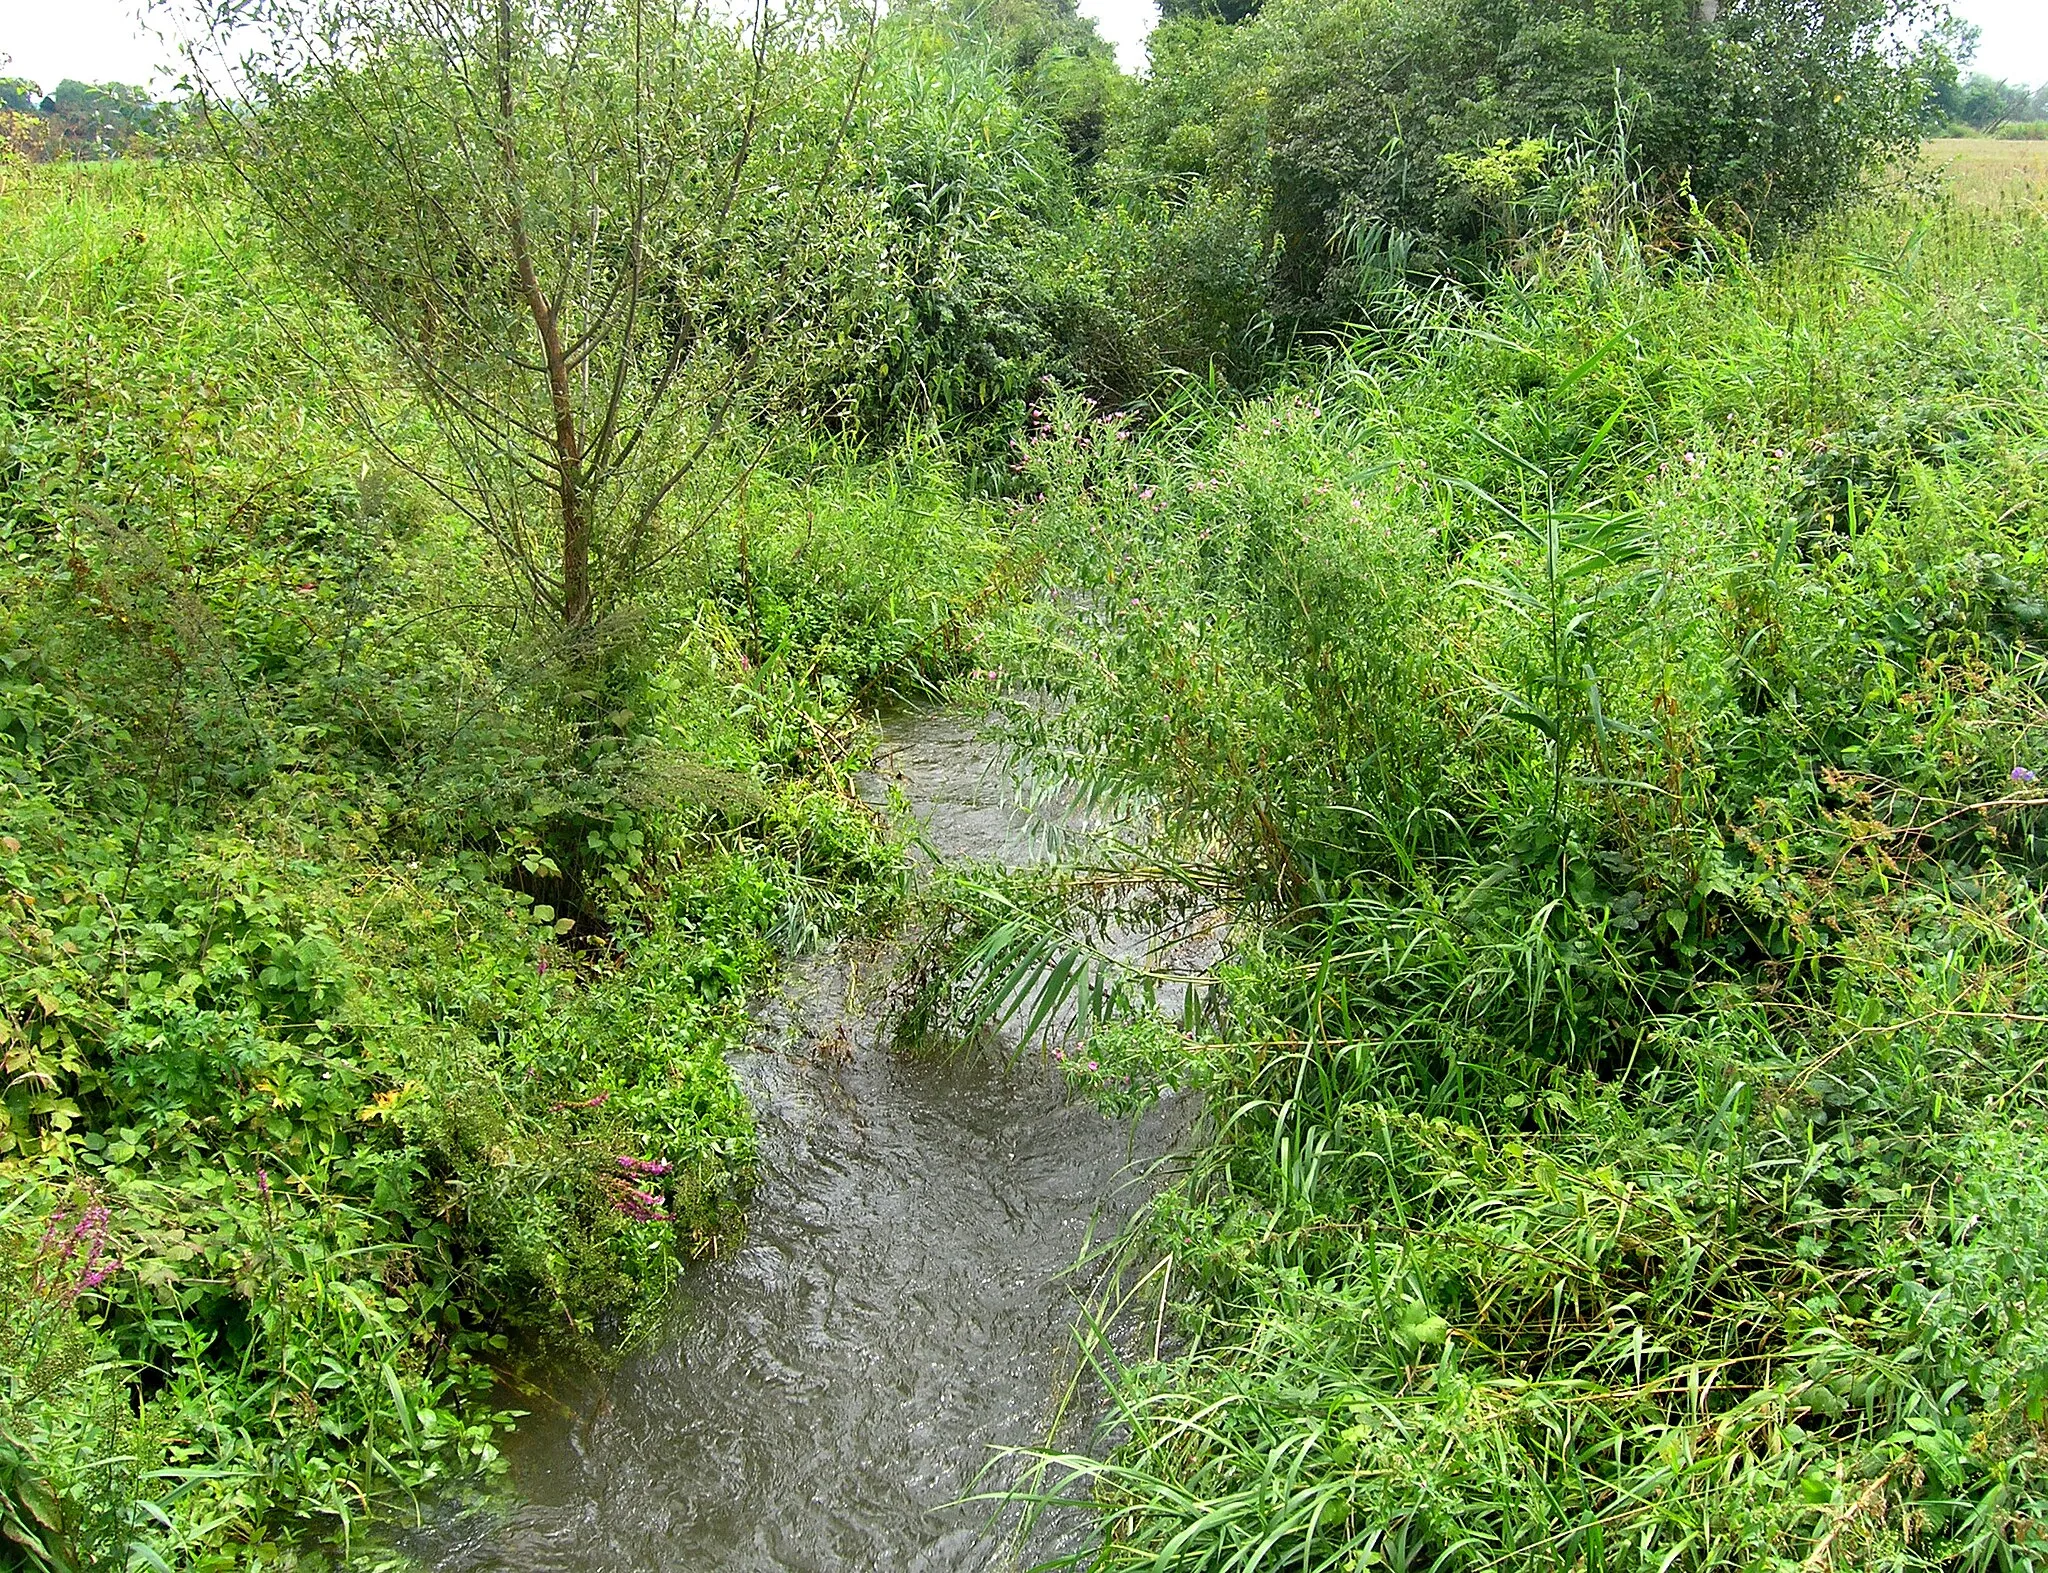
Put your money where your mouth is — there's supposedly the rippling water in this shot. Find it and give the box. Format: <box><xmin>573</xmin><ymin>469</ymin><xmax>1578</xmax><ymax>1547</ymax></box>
<box><xmin>411</xmin><ymin>712</ymin><xmax>1181</xmax><ymax>1573</ymax></box>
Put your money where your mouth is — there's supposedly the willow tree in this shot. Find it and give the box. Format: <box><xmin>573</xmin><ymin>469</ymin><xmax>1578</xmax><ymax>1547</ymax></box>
<box><xmin>190</xmin><ymin>0</ymin><xmax>874</xmax><ymax>642</ymax></box>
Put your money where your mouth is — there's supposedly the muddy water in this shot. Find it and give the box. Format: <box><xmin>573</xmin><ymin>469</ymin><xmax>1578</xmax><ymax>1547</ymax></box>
<box><xmin>415</xmin><ymin>712</ymin><xmax>1180</xmax><ymax>1573</ymax></box>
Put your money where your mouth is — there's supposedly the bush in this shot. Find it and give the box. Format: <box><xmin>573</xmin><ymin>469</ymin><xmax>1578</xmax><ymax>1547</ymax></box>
<box><xmin>1106</xmin><ymin>0</ymin><xmax>1945</xmax><ymax>330</ymax></box>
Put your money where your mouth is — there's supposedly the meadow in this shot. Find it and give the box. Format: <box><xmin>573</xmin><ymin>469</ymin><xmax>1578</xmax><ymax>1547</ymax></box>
<box><xmin>1922</xmin><ymin>138</ymin><xmax>2048</xmax><ymax>203</ymax></box>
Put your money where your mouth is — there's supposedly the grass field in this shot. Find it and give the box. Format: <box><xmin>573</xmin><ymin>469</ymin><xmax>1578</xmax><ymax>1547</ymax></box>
<box><xmin>1922</xmin><ymin>137</ymin><xmax>2048</xmax><ymax>203</ymax></box>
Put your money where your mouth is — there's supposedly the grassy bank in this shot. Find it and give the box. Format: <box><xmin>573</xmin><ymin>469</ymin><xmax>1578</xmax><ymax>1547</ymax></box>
<box><xmin>963</xmin><ymin>175</ymin><xmax>2048</xmax><ymax>1568</ymax></box>
<box><xmin>11</xmin><ymin>112</ymin><xmax>2048</xmax><ymax>1573</ymax></box>
<box><xmin>0</xmin><ymin>158</ymin><xmax>1006</xmax><ymax>1567</ymax></box>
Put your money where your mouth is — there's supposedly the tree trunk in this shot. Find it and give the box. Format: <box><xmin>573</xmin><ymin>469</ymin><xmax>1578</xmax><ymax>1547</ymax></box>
<box><xmin>496</xmin><ymin>0</ymin><xmax>591</xmax><ymax>632</ymax></box>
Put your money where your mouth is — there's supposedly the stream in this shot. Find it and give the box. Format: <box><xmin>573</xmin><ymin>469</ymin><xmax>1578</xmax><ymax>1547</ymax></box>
<box><xmin>412</xmin><ymin>711</ymin><xmax>1183</xmax><ymax>1572</ymax></box>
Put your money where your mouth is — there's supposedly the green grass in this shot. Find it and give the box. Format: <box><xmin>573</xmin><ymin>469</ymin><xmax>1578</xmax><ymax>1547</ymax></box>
<box><xmin>941</xmin><ymin>191</ymin><xmax>2048</xmax><ymax>1570</ymax></box>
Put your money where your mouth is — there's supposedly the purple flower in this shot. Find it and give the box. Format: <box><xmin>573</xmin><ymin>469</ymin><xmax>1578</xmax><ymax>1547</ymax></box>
<box><xmin>617</xmin><ymin>1155</ymin><xmax>671</xmax><ymax>1177</ymax></box>
<box><xmin>2013</xmin><ymin>766</ymin><xmax>2038</xmax><ymax>785</ymax></box>
<box><xmin>32</xmin><ymin>1195</ymin><xmax>116</xmax><ymax>1304</ymax></box>
<box><xmin>609</xmin><ymin>1181</ymin><xmax>671</xmax><ymax>1223</ymax></box>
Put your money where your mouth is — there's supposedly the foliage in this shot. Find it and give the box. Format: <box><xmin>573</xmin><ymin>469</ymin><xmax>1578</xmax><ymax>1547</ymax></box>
<box><xmin>193</xmin><ymin>0</ymin><xmax>887</xmax><ymax>640</ymax></box>
<box><xmin>1104</xmin><ymin>0</ymin><xmax>1951</xmax><ymax>335</ymax></box>
<box><xmin>0</xmin><ymin>155</ymin><xmax>1008</xmax><ymax>1564</ymax></box>
<box><xmin>0</xmin><ymin>80</ymin><xmax>179</xmax><ymax>161</ymax></box>
<box><xmin>946</xmin><ymin>187</ymin><xmax>2048</xmax><ymax>1568</ymax></box>
<box><xmin>1931</xmin><ymin>72</ymin><xmax>2048</xmax><ymax>135</ymax></box>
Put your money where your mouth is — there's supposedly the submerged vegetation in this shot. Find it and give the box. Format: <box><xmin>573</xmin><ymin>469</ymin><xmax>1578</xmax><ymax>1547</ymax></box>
<box><xmin>3</xmin><ymin>0</ymin><xmax>2045</xmax><ymax>1567</ymax></box>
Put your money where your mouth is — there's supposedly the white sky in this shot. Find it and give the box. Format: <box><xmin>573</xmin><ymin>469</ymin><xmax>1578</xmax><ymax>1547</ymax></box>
<box><xmin>0</xmin><ymin>0</ymin><xmax>2041</xmax><ymax>93</ymax></box>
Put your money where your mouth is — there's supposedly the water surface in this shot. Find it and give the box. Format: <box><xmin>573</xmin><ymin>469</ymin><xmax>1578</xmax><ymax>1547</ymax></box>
<box><xmin>416</xmin><ymin>712</ymin><xmax>1178</xmax><ymax>1573</ymax></box>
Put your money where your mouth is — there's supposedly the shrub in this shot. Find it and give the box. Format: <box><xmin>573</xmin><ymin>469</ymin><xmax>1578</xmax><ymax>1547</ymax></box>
<box><xmin>1108</xmin><ymin>0</ymin><xmax>1948</xmax><ymax>329</ymax></box>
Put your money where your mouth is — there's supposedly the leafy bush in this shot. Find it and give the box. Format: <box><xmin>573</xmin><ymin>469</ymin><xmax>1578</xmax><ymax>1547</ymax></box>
<box><xmin>966</xmin><ymin>191</ymin><xmax>2048</xmax><ymax>1567</ymax></box>
<box><xmin>1106</xmin><ymin>0</ymin><xmax>1946</xmax><ymax>332</ymax></box>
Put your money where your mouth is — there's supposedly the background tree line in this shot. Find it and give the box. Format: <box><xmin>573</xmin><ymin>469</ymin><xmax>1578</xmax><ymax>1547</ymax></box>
<box><xmin>0</xmin><ymin>78</ymin><xmax>180</xmax><ymax>160</ymax></box>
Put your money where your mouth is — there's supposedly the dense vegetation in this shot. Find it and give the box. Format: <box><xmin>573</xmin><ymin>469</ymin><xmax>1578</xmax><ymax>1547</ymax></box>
<box><xmin>0</xmin><ymin>154</ymin><xmax>989</xmax><ymax>1565</ymax></box>
<box><xmin>0</xmin><ymin>80</ymin><xmax>178</xmax><ymax>162</ymax></box>
<box><xmin>3</xmin><ymin>0</ymin><xmax>2040</xmax><ymax>1568</ymax></box>
<box><xmin>967</xmin><ymin>189</ymin><xmax>2048</xmax><ymax>1570</ymax></box>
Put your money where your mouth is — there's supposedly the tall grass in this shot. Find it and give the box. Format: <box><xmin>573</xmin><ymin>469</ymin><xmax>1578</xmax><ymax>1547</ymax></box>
<box><xmin>948</xmin><ymin>191</ymin><xmax>2048</xmax><ymax>1569</ymax></box>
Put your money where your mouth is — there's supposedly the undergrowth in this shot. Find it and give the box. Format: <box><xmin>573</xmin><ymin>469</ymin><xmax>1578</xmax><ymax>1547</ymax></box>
<box><xmin>929</xmin><ymin>188</ymin><xmax>2048</xmax><ymax>1570</ymax></box>
<box><xmin>0</xmin><ymin>158</ymin><xmax>1010</xmax><ymax>1567</ymax></box>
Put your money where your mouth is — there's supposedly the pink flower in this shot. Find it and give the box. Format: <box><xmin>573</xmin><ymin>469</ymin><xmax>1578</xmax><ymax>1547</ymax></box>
<box><xmin>609</xmin><ymin>1181</ymin><xmax>671</xmax><ymax>1223</ymax></box>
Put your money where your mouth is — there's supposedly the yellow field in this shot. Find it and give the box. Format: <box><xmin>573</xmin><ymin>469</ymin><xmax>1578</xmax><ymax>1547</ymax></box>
<box><xmin>1922</xmin><ymin>137</ymin><xmax>2048</xmax><ymax>203</ymax></box>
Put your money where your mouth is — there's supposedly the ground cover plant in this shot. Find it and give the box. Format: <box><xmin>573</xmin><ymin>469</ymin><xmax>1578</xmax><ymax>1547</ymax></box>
<box><xmin>930</xmin><ymin>174</ymin><xmax>2048</xmax><ymax>1568</ymax></box>
<box><xmin>0</xmin><ymin>154</ymin><xmax>1021</xmax><ymax>1567</ymax></box>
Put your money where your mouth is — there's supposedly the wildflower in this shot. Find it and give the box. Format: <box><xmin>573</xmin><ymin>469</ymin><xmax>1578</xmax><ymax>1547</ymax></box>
<box><xmin>608</xmin><ymin>1179</ymin><xmax>671</xmax><ymax>1223</ymax></box>
<box><xmin>257</xmin><ymin>1168</ymin><xmax>271</xmax><ymax>1201</ymax></box>
<box><xmin>536</xmin><ymin>955</ymin><xmax>550</xmax><ymax>975</ymax></box>
<box><xmin>2013</xmin><ymin>766</ymin><xmax>2038</xmax><ymax>784</ymax></box>
<box><xmin>617</xmin><ymin>1155</ymin><xmax>671</xmax><ymax>1177</ymax></box>
<box><xmin>1137</xmin><ymin>486</ymin><xmax>1155</xmax><ymax>501</ymax></box>
<box><xmin>33</xmin><ymin>1194</ymin><xmax>117</xmax><ymax>1304</ymax></box>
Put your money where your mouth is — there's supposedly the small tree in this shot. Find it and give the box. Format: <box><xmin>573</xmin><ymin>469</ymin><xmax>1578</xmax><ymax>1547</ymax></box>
<box><xmin>189</xmin><ymin>0</ymin><xmax>874</xmax><ymax>643</ymax></box>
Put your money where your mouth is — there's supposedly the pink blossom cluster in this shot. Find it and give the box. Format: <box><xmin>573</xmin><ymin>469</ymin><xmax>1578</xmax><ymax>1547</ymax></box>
<box><xmin>616</xmin><ymin>1154</ymin><xmax>671</xmax><ymax>1177</ymax></box>
<box><xmin>35</xmin><ymin>1200</ymin><xmax>118</xmax><ymax>1303</ymax></box>
<box><xmin>608</xmin><ymin>1180</ymin><xmax>671</xmax><ymax>1224</ymax></box>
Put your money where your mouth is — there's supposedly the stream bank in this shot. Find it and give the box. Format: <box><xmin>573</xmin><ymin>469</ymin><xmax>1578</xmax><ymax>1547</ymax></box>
<box><xmin>412</xmin><ymin>711</ymin><xmax>1182</xmax><ymax>1572</ymax></box>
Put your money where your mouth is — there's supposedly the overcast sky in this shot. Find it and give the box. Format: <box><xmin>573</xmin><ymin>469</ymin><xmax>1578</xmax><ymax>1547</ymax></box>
<box><xmin>2</xmin><ymin>0</ymin><xmax>2045</xmax><ymax>97</ymax></box>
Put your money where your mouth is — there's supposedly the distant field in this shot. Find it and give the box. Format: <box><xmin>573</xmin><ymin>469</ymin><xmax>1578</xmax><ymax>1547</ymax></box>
<box><xmin>1923</xmin><ymin>136</ymin><xmax>2048</xmax><ymax>201</ymax></box>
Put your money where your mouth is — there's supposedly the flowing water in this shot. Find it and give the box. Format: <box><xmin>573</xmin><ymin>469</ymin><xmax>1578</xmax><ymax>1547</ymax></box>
<box><xmin>413</xmin><ymin>711</ymin><xmax>1183</xmax><ymax>1573</ymax></box>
